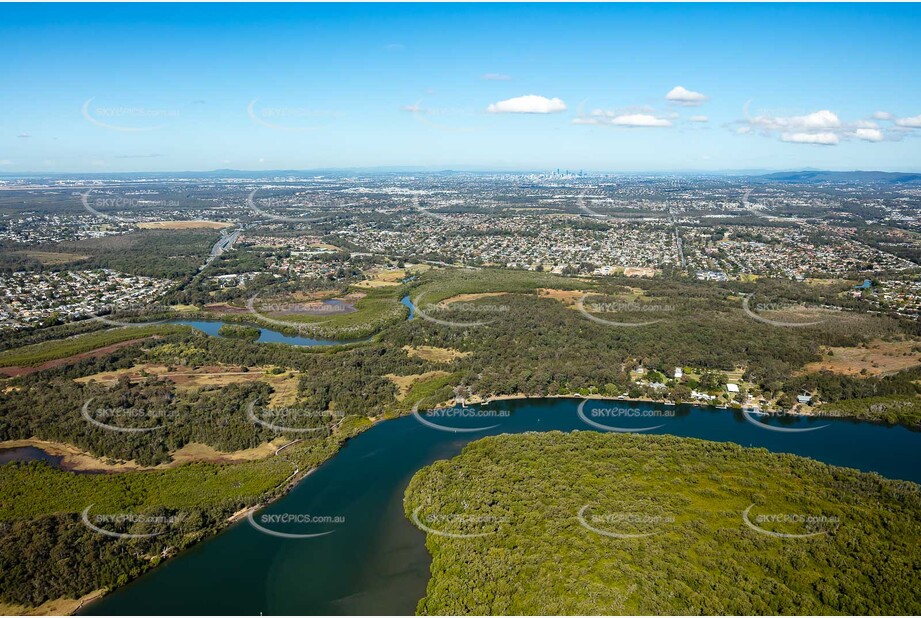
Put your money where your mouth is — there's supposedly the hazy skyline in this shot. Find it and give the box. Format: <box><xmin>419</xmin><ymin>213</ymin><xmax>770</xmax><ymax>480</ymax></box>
<box><xmin>2</xmin><ymin>3</ymin><xmax>920</xmax><ymax>173</ymax></box>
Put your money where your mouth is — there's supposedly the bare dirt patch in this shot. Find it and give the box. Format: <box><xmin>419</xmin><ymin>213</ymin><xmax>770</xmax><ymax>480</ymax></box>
<box><xmin>203</xmin><ymin>303</ymin><xmax>249</xmax><ymax>314</ymax></box>
<box><xmin>623</xmin><ymin>267</ymin><xmax>657</xmax><ymax>278</ymax></box>
<box><xmin>440</xmin><ymin>292</ymin><xmax>509</xmax><ymax>305</ymax></box>
<box><xmin>802</xmin><ymin>339</ymin><xmax>921</xmax><ymax>376</ymax></box>
<box><xmin>0</xmin><ymin>338</ymin><xmax>154</xmax><ymax>377</ymax></box>
<box><xmin>536</xmin><ymin>288</ymin><xmax>586</xmax><ymax>306</ymax></box>
<box><xmin>0</xmin><ymin>438</ymin><xmax>148</xmax><ymax>472</ymax></box>
<box><xmin>138</xmin><ymin>220</ymin><xmax>233</xmax><ymax>230</ymax></box>
<box><xmin>169</xmin><ymin>439</ymin><xmax>290</xmax><ymax>465</ymax></box>
<box><xmin>75</xmin><ymin>364</ymin><xmax>300</xmax><ymax>400</ymax></box>
<box><xmin>354</xmin><ymin>268</ymin><xmax>408</xmax><ymax>288</ymax></box>
<box><xmin>403</xmin><ymin>346</ymin><xmax>470</xmax><ymax>363</ymax></box>
<box><xmin>385</xmin><ymin>370</ymin><xmax>451</xmax><ymax>400</ymax></box>
<box><xmin>0</xmin><ymin>436</ymin><xmax>291</xmax><ymax>473</ymax></box>
<box><xmin>19</xmin><ymin>251</ymin><xmax>89</xmax><ymax>265</ymax></box>
<box><xmin>0</xmin><ymin>589</ymin><xmax>105</xmax><ymax>616</ymax></box>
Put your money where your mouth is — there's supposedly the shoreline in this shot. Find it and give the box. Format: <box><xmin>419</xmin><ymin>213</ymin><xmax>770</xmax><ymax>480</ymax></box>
<box><xmin>5</xmin><ymin>393</ymin><xmax>915</xmax><ymax>615</ymax></box>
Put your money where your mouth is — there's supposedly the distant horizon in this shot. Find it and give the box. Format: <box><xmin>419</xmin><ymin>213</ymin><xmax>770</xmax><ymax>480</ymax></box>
<box><xmin>2</xmin><ymin>166</ymin><xmax>921</xmax><ymax>179</ymax></box>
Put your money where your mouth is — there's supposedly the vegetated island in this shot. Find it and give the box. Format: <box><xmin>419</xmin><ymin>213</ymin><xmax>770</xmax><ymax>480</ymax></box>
<box><xmin>404</xmin><ymin>431</ymin><xmax>921</xmax><ymax>615</ymax></box>
<box><xmin>217</xmin><ymin>323</ymin><xmax>261</xmax><ymax>341</ymax></box>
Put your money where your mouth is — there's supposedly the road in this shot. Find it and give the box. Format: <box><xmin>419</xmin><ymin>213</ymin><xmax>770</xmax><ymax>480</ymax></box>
<box><xmin>201</xmin><ymin>228</ymin><xmax>241</xmax><ymax>270</ymax></box>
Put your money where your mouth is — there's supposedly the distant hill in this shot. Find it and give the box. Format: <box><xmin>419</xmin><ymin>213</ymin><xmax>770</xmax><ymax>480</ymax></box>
<box><xmin>759</xmin><ymin>170</ymin><xmax>921</xmax><ymax>184</ymax></box>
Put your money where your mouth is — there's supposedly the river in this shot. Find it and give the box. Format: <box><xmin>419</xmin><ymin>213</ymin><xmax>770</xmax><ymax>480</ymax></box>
<box><xmin>82</xmin><ymin>397</ymin><xmax>920</xmax><ymax>616</ymax></box>
<box><xmin>165</xmin><ymin>320</ymin><xmax>355</xmax><ymax>347</ymax></box>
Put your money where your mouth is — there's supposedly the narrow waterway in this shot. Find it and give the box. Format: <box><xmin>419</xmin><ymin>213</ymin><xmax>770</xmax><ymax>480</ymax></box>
<box><xmin>83</xmin><ymin>398</ymin><xmax>921</xmax><ymax>616</ymax></box>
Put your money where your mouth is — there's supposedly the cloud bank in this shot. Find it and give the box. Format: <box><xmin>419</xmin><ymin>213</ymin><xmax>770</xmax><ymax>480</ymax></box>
<box><xmin>487</xmin><ymin>95</ymin><xmax>567</xmax><ymax>114</ymax></box>
<box><xmin>666</xmin><ymin>86</ymin><xmax>708</xmax><ymax>106</ymax></box>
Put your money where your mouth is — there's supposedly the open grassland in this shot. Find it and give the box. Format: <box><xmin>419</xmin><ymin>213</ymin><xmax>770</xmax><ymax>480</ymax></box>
<box><xmin>17</xmin><ymin>251</ymin><xmax>89</xmax><ymax>265</ymax></box>
<box><xmin>0</xmin><ymin>437</ymin><xmax>290</xmax><ymax>473</ymax></box>
<box><xmin>406</xmin><ymin>432</ymin><xmax>921</xmax><ymax>616</ymax></box>
<box><xmin>385</xmin><ymin>370</ymin><xmax>452</xmax><ymax>400</ymax></box>
<box><xmin>137</xmin><ymin>221</ymin><xmax>233</xmax><ymax>230</ymax></box>
<box><xmin>250</xmin><ymin>285</ymin><xmax>407</xmax><ymax>339</ymax></box>
<box><xmin>403</xmin><ymin>346</ymin><xmax>470</xmax><ymax>363</ymax></box>
<box><xmin>0</xmin><ymin>589</ymin><xmax>104</xmax><ymax>617</ymax></box>
<box><xmin>0</xmin><ymin>325</ymin><xmax>190</xmax><ymax>369</ymax></box>
<box><xmin>802</xmin><ymin>339</ymin><xmax>921</xmax><ymax>376</ymax></box>
<box><xmin>353</xmin><ymin>267</ymin><xmax>413</xmax><ymax>288</ymax></box>
<box><xmin>820</xmin><ymin>394</ymin><xmax>921</xmax><ymax>426</ymax></box>
<box><xmin>75</xmin><ymin>363</ymin><xmax>301</xmax><ymax>407</ymax></box>
<box><xmin>410</xmin><ymin>268</ymin><xmax>590</xmax><ymax>305</ymax></box>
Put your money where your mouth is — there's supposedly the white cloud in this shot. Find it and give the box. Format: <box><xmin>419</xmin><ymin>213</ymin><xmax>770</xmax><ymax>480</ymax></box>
<box><xmin>781</xmin><ymin>132</ymin><xmax>839</xmax><ymax>145</ymax></box>
<box><xmin>17</xmin><ymin>133</ymin><xmax>30</xmax><ymax>138</ymax></box>
<box><xmin>736</xmin><ymin>108</ymin><xmax>891</xmax><ymax>145</ymax></box>
<box><xmin>736</xmin><ymin>126</ymin><xmax>752</xmax><ymax>135</ymax></box>
<box><xmin>895</xmin><ymin>115</ymin><xmax>921</xmax><ymax>128</ymax></box>
<box><xmin>610</xmin><ymin>113</ymin><xmax>672</xmax><ymax>127</ymax></box>
<box><xmin>0</xmin><ymin>159</ymin><xmax>12</xmax><ymax>165</ymax></box>
<box><xmin>574</xmin><ymin>110</ymin><xmax>671</xmax><ymax>127</ymax></box>
<box><xmin>487</xmin><ymin>95</ymin><xmax>566</xmax><ymax>114</ymax></box>
<box><xmin>750</xmin><ymin>109</ymin><xmax>840</xmax><ymax>131</ymax></box>
<box><xmin>854</xmin><ymin>128</ymin><xmax>884</xmax><ymax>142</ymax></box>
<box><xmin>688</xmin><ymin>115</ymin><xmax>709</xmax><ymax>123</ymax></box>
<box><xmin>873</xmin><ymin>111</ymin><xmax>893</xmax><ymax>121</ymax></box>
<box><xmin>482</xmin><ymin>73</ymin><xmax>511</xmax><ymax>81</ymax></box>
<box><xmin>401</xmin><ymin>103</ymin><xmax>424</xmax><ymax>113</ymax></box>
<box><xmin>665</xmin><ymin>86</ymin><xmax>708</xmax><ymax>106</ymax></box>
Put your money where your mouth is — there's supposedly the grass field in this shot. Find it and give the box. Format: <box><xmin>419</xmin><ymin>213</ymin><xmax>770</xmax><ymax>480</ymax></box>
<box><xmin>17</xmin><ymin>251</ymin><xmax>89</xmax><ymax>265</ymax></box>
<box><xmin>411</xmin><ymin>268</ymin><xmax>591</xmax><ymax>305</ymax></box>
<box><xmin>74</xmin><ymin>362</ymin><xmax>301</xmax><ymax>405</ymax></box>
<box><xmin>353</xmin><ymin>267</ymin><xmax>409</xmax><ymax>288</ymax></box>
<box><xmin>802</xmin><ymin>339</ymin><xmax>921</xmax><ymax>376</ymax></box>
<box><xmin>249</xmin><ymin>285</ymin><xmax>407</xmax><ymax>339</ymax></box>
<box><xmin>0</xmin><ymin>324</ymin><xmax>190</xmax><ymax>367</ymax></box>
<box><xmin>0</xmin><ymin>325</ymin><xmax>190</xmax><ymax>368</ymax></box>
<box><xmin>403</xmin><ymin>346</ymin><xmax>470</xmax><ymax>363</ymax></box>
<box><xmin>137</xmin><ymin>221</ymin><xmax>233</xmax><ymax>230</ymax></box>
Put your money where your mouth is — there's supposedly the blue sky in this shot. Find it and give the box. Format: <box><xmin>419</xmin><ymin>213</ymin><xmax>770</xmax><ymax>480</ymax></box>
<box><xmin>1</xmin><ymin>3</ymin><xmax>920</xmax><ymax>173</ymax></box>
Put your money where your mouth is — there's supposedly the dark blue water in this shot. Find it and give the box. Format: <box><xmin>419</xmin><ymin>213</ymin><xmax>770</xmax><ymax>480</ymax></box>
<box><xmin>83</xmin><ymin>398</ymin><xmax>921</xmax><ymax>616</ymax></box>
<box><xmin>165</xmin><ymin>320</ymin><xmax>350</xmax><ymax>347</ymax></box>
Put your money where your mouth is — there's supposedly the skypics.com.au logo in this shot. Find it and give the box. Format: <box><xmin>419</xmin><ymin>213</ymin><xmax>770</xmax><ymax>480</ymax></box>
<box><xmin>741</xmin><ymin>294</ymin><xmax>836</xmax><ymax>328</ymax></box>
<box><xmin>85</xmin><ymin>300</ymin><xmax>174</xmax><ymax>328</ymax></box>
<box><xmin>81</xmin><ymin>399</ymin><xmax>180</xmax><ymax>434</ymax></box>
<box><xmin>577</xmin><ymin>505</ymin><xmax>674</xmax><ymax>539</ymax></box>
<box><xmin>576</xmin><ymin>294</ymin><xmax>674</xmax><ymax>328</ymax></box>
<box><xmin>576</xmin><ymin>399</ymin><xmax>674</xmax><ymax>433</ymax></box>
<box><xmin>410</xmin><ymin>507</ymin><xmax>505</xmax><ymax>539</ymax></box>
<box><xmin>81</xmin><ymin>506</ymin><xmax>190</xmax><ymax>539</ymax></box>
<box><xmin>246</xmin><ymin>187</ymin><xmax>359</xmax><ymax>224</ymax></box>
<box><xmin>407</xmin><ymin>291</ymin><xmax>509</xmax><ymax>328</ymax></box>
<box><xmin>411</xmin><ymin>402</ymin><xmax>509</xmax><ymax>433</ymax></box>
<box><xmin>246</xmin><ymin>402</ymin><xmax>344</xmax><ymax>434</ymax></box>
<box><xmin>247</xmin><ymin>510</ymin><xmax>345</xmax><ymax>539</ymax></box>
<box><xmin>81</xmin><ymin>98</ymin><xmax>179</xmax><ymax>132</ymax></box>
<box><xmin>742</xmin><ymin>505</ymin><xmax>840</xmax><ymax>539</ymax></box>
<box><xmin>80</xmin><ymin>189</ymin><xmax>180</xmax><ymax>223</ymax></box>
